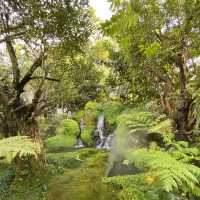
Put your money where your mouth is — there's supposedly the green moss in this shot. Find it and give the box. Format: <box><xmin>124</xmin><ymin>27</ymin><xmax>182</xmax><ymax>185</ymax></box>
<box><xmin>0</xmin><ymin>163</ymin><xmax>15</xmax><ymax>199</ymax></box>
<box><xmin>44</xmin><ymin>150</ymin><xmax>118</xmax><ymax>200</ymax></box>
<box><xmin>5</xmin><ymin>163</ymin><xmax>55</xmax><ymax>200</ymax></box>
<box><xmin>2</xmin><ymin>148</ymin><xmax>117</xmax><ymax>200</ymax></box>
<box><xmin>84</xmin><ymin>101</ymin><xmax>102</xmax><ymax>119</ymax></box>
<box><xmin>85</xmin><ymin>101</ymin><xmax>102</xmax><ymax>112</ymax></box>
<box><xmin>45</xmin><ymin>135</ymin><xmax>77</xmax><ymax>151</ymax></box>
<box><xmin>47</xmin><ymin>151</ymin><xmax>84</xmax><ymax>169</ymax></box>
<box><xmin>56</xmin><ymin>118</ymin><xmax>80</xmax><ymax>136</ymax></box>
<box><xmin>72</xmin><ymin>110</ymin><xmax>85</xmax><ymax>122</ymax></box>
<box><xmin>104</xmin><ymin>174</ymin><xmax>161</xmax><ymax>200</ymax></box>
<box><xmin>45</xmin><ymin>119</ymin><xmax>80</xmax><ymax>151</ymax></box>
<box><xmin>81</xmin><ymin>125</ymin><xmax>95</xmax><ymax>146</ymax></box>
<box><xmin>103</xmin><ymin>101</ymin><xmax>124</xmax><ymax>131</ymax></box>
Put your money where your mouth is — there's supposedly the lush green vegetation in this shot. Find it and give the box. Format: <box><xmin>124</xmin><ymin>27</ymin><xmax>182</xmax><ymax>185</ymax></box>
<box><xmin>45</xmin><ymin>119</ymin><xmax>79</xmax><ymax>151</ymax></box>
<box><xmin>1</xmin><ymin>0</ymin><xmax>200</xmax><ymax>200</ymax></box>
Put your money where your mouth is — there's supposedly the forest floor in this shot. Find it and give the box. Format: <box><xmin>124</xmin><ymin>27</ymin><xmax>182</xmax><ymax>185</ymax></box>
<box><xmin>1</xmin><ymin>148</ymin><xmax>118</xmax><ymax>200</ymax></box>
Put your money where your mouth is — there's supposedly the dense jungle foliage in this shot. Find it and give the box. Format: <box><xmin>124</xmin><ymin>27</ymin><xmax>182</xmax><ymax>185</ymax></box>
<box><xmin>0</xmin><ymin>0</ymin><xmax>200</xmax><ymax>200</ymax></box>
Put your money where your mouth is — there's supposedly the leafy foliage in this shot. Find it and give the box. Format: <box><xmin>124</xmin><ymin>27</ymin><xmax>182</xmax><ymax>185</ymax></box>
<box><xmin>104</xmin><ymin>174</ymin><xmax>176</xmax><ymax>200</ymax></box>
<box><xmin>127</xmin><ymin>149</ymin><xmax>200</xmax><ymax>196</ymax></box>
<box><xmin>103</xmin><ymin>101</ymin><xmax>124</xmax><ymax>131</ymax></box>
<box><xmin>56</xmin><ymin>119</ymin><xmax>79</xmax><ymax>136</ymax></box>
<box><xmin>0</xmin><ymin>136</ymin><xmax>40</xmax><ymax>163</ymax></box>
<box><xmin>45</xmin><ymin>119</ymin><xmax>79</xmax><ymax>151</ymax></box>
<box><xmin>103</xmin><ymin>0</ymin><xmax>200</xmax><ymax>138</ymax></box>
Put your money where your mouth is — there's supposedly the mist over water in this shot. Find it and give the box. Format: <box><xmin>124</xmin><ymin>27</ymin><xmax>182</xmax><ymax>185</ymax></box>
<box><xmin>105</xmin><ymin>124</ymin><xmax>150</xmax><ymax>177</ymax></box>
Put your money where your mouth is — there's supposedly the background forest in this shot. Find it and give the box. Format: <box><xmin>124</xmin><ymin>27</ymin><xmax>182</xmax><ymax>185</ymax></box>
<box><xmin>0</xmin><ymin>0</ymin><xmax>200</xmax><ymax>200</ymax></box>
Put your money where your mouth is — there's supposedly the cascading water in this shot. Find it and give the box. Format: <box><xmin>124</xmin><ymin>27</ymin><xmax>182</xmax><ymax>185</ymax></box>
<box><xmin>75</xmin><ymin>118</ymin><xmax>85</xmax><ymax>148</ymax></box>
<box><xmin>95</xmin><ymin>114</ymin><xmax>106</xmax><ymax>149</ymax></box>
<box><xmin>95</xmin><ymin>114</ymin><xmax>114</xmax><ymax>150</ymax></box>
<box><xmin>104</xmin><ymin>133</ymin><xmax>115</xmax><ymax>149</ymax></box>
<box><xmin>76</xmin><ymin>138</ymin><xmax>84</xmax><ymax>148</ymax></box>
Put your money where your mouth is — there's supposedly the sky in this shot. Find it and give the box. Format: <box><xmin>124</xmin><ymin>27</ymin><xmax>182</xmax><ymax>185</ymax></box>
<box><xmin>90</xmin><ymin>0</ymin><xmax>112</xmax><ymax>20</ymax></box>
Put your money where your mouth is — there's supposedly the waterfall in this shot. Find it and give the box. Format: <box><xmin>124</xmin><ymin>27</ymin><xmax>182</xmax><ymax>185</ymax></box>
<box><xmin>104</xmin><ymin>133</ymin><xmax>115</xmax><ymax>149</ymax></box>
<box><xmin>75</xmin><ymin>138</ymin><xmax>84</xmax><ymax>148</ymax></box>
<box><xmin>95</xmin><ymin>114</ymin><xmax>114</xmax><ymax>150</ymax></box>
<box><xmin>75</xmin><ymin>118</ymin><xmax>85</xmax><ymax>148</ymax></box>
<box><xmin>95</xmin><ymin>114</ymin><xmax>106</xmax><ymax>148</ymax></box>
<box><xmin>80</xmin><ymin>118</ymin><xmax>84</xmax><ymax>133</ymax></box>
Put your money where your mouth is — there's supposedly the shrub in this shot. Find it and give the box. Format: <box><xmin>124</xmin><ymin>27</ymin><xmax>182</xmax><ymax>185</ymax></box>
<box><xmin>72</xmin><ymin>110</ymin><xmax>85</xmax><ymax>122</ymax></box>
<box><xmin>84</xmin><ymin>101</ymin><xmax>102</xmax><ymax>119</ymax></box>
<box><xmin>56</xmin><ymin>119</ymin><xmax>80</xmax><ymax>136</ymax></box>
<box><xmin>126</xmin><ymin>148</ymin><xmax>200</xmax><ymax>197</ymax></box>
<box><xmin>103</xmin><ymin>101</ymin><xmax>124</xmax><ymax>132</ymax></box>
<box><xmin>45</xmin><ymin>135</ymin><xmax>77</xmax><ymax>151</ymax></box>
<box><xmin>37</xmin><ymin>113</ymin><xmax>65</xmax><ymax>138</ymax></box>
<box><xmin>45</xmin><ymin>119</ymin><xmax>79</xmax><ymax>151</ymax></box>
<box><xmin>81</xmin><ymin>126</ymin><xmax>95</xmax><ymax>146</ymax></box>
<box><xmin>104</xmin><ymin>174</ymin><xmax>175</xmax><ymax>200</ymax></box>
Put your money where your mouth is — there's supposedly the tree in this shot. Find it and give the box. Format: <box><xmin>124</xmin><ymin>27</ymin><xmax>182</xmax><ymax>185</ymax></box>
<box><xmin>103</xmin><ymin>0</ymin><xmax>200</xmax><ymax>141</ymax></box>
<box><xmin>48</xmin><ymin>40</ymin><xmax>110</xmax><ymax>110</ymax></box>
<box><xmin>0</xmin><ymin>0</ymin><xmax>92</xmax><ymax>137</ymax></box>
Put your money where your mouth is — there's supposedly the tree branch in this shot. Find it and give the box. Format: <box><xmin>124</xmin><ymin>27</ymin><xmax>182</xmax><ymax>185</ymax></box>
<box><xmin>17</xmin><ymin>52</ymin><xmax>46</xmax><ymax>96</ymax></box>
<box><xmin>30</xmin><ymin>76</ymin><xmax>59</xmax><ymax>82</ymax></box>
<box><xmin>0</xmin><ymin>31</ymin><xmax>26</xmax><ymax>44</ymax></box>
<box><xmin>1</xmin><ymin>12</ymin><xmax>21</xmax><ymax>89</ymax></box>
<box><xmin>145</xmin><ymin>65</ymin><xmax>174</xmax><ymax>90</ymax></box>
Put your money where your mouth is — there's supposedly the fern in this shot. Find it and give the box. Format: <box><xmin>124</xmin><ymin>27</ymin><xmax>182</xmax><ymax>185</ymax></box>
<box><xmin>104</xmin><ymin>174</ymin><xmax>180</xmax><ymax>200</ymax></box>
<box><xmin>170</xmin><ymin>141</ymin><xmax>200</xmax><ymax>163</ymax></box>
<box><xmin>127</xmin><ymin>149</ymin><xmax>200</xmax><ymax>196</ymax></box>
<box><xmin>0</xmin><ymin>136</ymin><xmax>41</xmax><ymax>163</ymax></box>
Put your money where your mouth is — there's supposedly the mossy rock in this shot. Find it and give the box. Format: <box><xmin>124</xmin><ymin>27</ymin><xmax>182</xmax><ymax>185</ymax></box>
<box><xmin>45</xmin><ymin>151</ymin><xmax>118</xmax><ymax>200</ymax></box>
<box><xmin>84</xmin><ymin>101</ymin><xmax>102</xmax><ymax>119</ymax></box>
<box><xmin>45</xmin><ymin>135</ymin><xmax>77</xmax><ymax>151</ymax></box>
<box><xmin>78</xmin><ymin>148</ymin><xmax>98</xmax><ymax>159</ymax></box>
<box><xmin>47</xmin><ymin>156</ymin><xmax>83</xmax><ymax>169</ymax></box>
<box><xmin>103</xmin><ymin>101</ymin><xmax>124</xmax><ymax>132</ymax></box>
<box><xmin>81</xmin><ymin>126</ymin><xmax>95</xmax><ymax>146</ymax></box>
<box><xmin>72</xmin><ymin>110</ymin><xmax>85</xmax><ymax>122</ymax></box>
<box><xmin>56</xmin><ymin>119</ymin><xmax>80</xmax><ymax>136</ymax></box>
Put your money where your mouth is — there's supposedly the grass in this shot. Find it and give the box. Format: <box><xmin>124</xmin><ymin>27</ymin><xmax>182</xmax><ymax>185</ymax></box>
<box><xmin>1</xmin><ymin>148</ymin><xmax>118</xmax><ymax>200</ymax></box>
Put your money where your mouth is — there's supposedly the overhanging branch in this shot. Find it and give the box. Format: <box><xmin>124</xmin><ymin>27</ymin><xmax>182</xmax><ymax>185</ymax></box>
<box><xmin>17</xmin><ymin>52</ymin><xmax>46</xmax><ymax>96</ymax></box>
<box><xmin>30</xmin><ymin>76</ymin><xmax>59</xmax><ymax>82</ymax></box>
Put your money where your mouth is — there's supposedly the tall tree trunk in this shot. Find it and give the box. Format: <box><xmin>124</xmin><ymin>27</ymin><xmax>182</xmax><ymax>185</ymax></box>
<box><xmin>173</xmin><ymin>53</ymin><xmax>196</xmax><ymax>141</ymax></box>
<box><xmin>174</xmin><ymin>93</ymin><xmax>195</xmax><ymax>141</ymax></box>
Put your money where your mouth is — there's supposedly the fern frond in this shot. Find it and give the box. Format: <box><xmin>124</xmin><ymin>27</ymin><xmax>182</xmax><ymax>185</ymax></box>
<box><xmin>127</xmin><ymin>149</ymin><xmax>200</xmax><ymax>196</ymax></box>
<box><xmin>0</xmin><ymin>136</ymin><xmax>41</xmax><ymax>163</ymax></box>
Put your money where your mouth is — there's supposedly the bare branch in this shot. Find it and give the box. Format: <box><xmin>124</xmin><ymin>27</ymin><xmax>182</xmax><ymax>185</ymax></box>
<box><xmin>0</xmin><ymin>31</ymin><xmax>26</xmax><ymax>43</ymax></box>
<box><xmin>17</xmin><ymin>52</ymin><xmax>46</xmax><ymax>95</ymax></box>
<box><xmin>1</xmin><ymin>14</ymin><xmax>20</xmax><ymax>88</ymax></box>
<box><xmin>6</xmin><ymin>38</ymin><xmax>20</xmax><ymax>88</ymax></box>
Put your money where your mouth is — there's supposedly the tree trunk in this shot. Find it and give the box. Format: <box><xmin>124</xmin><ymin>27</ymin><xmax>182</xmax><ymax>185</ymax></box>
<box><xmin>173</xmin><ymin>92</ymin><xmax>196</xmax><ymax>141</ymax></box>
<box><xmin>171</xmin><ymin>53</ymin><xmax>197</xmax><ymax>141</ymax></box>
<box><xmin>2</xmin><ymin>110</ymin><xmax>39</xmax><ymax>137</ymax></box>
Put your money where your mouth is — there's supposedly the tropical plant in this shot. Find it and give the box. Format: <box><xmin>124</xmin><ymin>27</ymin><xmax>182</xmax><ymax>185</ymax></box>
<box><xmin>126</xmin><ymin>148</ymin><xmax>200</xmax><ymax>198</ymax></box>
<box><xmin>103</xmin><ymin>0</ymin><xmax>200</xmax><ymax>141</ymax></box>
<box><xmin>0</xmin><ymin>136</ymin><xmax>41</xmax><ymax>163</ymax></box>
<box><xmin>0</xmin><ymin>0</ymin><xmax>92</xmax><ymax>137</ymax></box>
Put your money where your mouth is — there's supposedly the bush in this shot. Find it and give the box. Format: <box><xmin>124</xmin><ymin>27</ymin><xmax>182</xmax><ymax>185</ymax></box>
<box><xmin>45</xmin><ymin>135</ymin><xmax>77</xmax><ymax>151</ymax></box>
<box><xmin>103</xmin><ymin>101</ymin><xmax>124</xmax><ymax>131</ymax></box>
<box><xmin>72</xmin><ymin>110</ymin><xmax>85</xmax><ymax>123</ymax></box>
<box><xmin>45</xmin><ymin>119</ymin><xmax>79</xmax><ymax>151</ymax></box>
<box><xmin>84</xmin><ymin>101</ymin><xmax>102</xmax><ymax>119</ymax></box>
<box><xmin>81</xmin><ymin>126</ymin><xmax>95</xmax><ymax>146</ymax></box>
<box><xmin>37</xmin><ymin>113</ymin><xmax>65</xmax><ymax>138</ymax></box>
<box><xmin>56</xmin><ymin>119</ymin><xmax>80</xmax><ymax>136</ymax></box>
